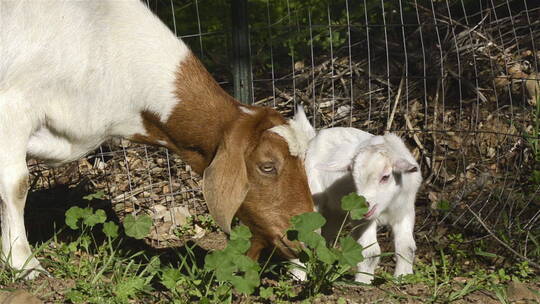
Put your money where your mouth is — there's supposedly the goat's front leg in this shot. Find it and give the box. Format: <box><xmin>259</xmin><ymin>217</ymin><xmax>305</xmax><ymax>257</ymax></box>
<box><xmin>0</xmin><ymin>96</ymin><xmax>44</xmax><ymax>279</ymax></box>
<box><xmin>391</xmin><ymin>211</ymin><xmax>416</xmax><ymax>278</ymax></box>
<box><xmin>0</xmin><ymin>163</ymin><xmax>39</xmax><ymax>276</ymax></box>
<box><xmin>353</xmin><ymin>220</ymin><xmax>380</xmax><ymax>283</ymax></box>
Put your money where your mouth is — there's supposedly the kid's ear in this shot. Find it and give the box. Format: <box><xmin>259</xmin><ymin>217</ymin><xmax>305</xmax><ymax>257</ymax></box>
<box><xmin>291</xmin><ymin>105</ymin><xmax>316</xmax><ymax>141</ymax></box>
<box><xmin>393</xmin><ymin>158</ymin><xmax>418</xmax><ymax>173</ymax></box>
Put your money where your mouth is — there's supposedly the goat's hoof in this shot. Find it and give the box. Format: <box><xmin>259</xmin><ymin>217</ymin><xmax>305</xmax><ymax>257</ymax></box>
<box><xmin>354</xmin><ymin>273</ymin><xmax>374</xmax><ymax>284</ymax></box>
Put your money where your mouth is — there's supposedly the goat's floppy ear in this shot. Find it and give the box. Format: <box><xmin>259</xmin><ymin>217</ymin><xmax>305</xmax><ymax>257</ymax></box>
<box><xmin>202</xmin><ymin>137</ymin><xmax>249</xmax><ymax>235</ymax></box>
<box><xmin>393</xmin><ymin>158</ymin><xmax>418</xmax><ymax>173</ymax></box>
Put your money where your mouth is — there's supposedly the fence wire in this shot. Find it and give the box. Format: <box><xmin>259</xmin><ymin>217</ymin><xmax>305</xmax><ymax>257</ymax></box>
<box><xmin>28</xmin><ymin>0</ymin><xmax>540</xmax><ymax>261</ymax></box>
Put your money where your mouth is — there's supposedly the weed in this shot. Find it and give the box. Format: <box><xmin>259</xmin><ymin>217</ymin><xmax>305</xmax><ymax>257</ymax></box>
<box><xmin>287</xmin><ymin>193</ymin><xmax>367</xmax><ymax>296</ymax></box>
<box><xmin>205</xmin><ymin>225</ymin><xmax>261</xmax><ymax>296</ymax></box>
<box><xmin>122</xmin><ymin>214</ymin><xmax>152</xmax><ymax>239</ymax></box>
<box><xmin>58</xmin><ymin>203</ymin><xmax>159</xmax><ymax>303</ymax></box>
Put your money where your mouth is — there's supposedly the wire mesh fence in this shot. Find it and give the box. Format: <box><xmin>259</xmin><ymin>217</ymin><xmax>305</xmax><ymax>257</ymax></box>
<box><xmin>28</xmin><ymin>0</ymin><xmax>540</xmax><ymax>262</ymax></box>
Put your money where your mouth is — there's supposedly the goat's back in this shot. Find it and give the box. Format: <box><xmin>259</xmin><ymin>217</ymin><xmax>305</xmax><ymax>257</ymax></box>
<box><xmin>0</xmin><ymin>0</ymin><xmax>190</xmax><ymax>140</ymax></box>
<box><xmin>0</xmin><ymin>1</ymin><xmax>188</xmax><ymax>113</ymax></box>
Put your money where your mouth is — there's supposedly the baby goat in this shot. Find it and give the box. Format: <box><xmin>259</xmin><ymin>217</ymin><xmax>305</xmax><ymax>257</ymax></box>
<box><xmin>293</xmin><ymin>108</ymin><xmax>422</xmax><ymax>283</ymax></box>
<box><xmin>0</xmin><ymin>0</ymin><xmax>314</xmax><ymax>279</ymax></box>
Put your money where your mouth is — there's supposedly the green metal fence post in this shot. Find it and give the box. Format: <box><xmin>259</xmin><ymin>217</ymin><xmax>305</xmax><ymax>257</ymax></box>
<box><xmin>231</xmin><ymin>0</ymin><xmax>253</xmax><ymax>104</ymax></box>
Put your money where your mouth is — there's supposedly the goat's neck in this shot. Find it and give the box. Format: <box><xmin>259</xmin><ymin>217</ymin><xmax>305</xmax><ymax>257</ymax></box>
<box><xmin>133</xmin><ymin>52</ymin><xmax>242</xmax><ymax>175</ymax></box>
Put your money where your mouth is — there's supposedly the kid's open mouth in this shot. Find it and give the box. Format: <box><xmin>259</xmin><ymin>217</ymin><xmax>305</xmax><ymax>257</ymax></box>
<box><xmin>364</xmin><ymin>205</ymin><xmax>377</xmax><ymax>218</ymax></box>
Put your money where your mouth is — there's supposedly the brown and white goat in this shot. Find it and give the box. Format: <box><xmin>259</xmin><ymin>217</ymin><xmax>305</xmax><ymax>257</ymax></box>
<box><xmin>0</xmin><ymin>0</ymin><xmax>313</xmax><ymax>279</ymax></box>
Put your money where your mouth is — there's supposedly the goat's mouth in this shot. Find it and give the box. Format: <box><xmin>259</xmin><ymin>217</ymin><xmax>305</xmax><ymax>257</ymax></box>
<box><xmin>364</xmin><ymin>205</ymin><xmax>377</xmax><ymax>219</ymax></box>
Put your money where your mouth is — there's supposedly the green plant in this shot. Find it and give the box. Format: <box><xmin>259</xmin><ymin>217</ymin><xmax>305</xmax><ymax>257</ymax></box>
<box><xmin>205</xmin><ymin>225</ymin><xmax>261</xmax><ymax>296</ymax></box>
<box><xmin>287</xmin><ymin>193</ymin><xmax>368</xmax><ymax>295</ymax></box>
<box><xmin>259</xmin><ymin>278</ymin><xmax>298</xmax><ymax>303</ymax></box>
<box><xmin>160</xmin><ymin>243</ymin><xmax>221</xmax><ymax>304</ymax></box>
<box><xmin>160</xmin><ymin>225</ymin><xmax>263</xmax><ymax>303</ymax></box>
<box><xmin>195</xmin><ymin>214</ymin><xmax>217</xmax><ymax>229</ymax></box>
<box><xmin>61</xmin><ymin>200</ymin><xmax>159</xmax><ymax>303</ymax></box>
<box><xmin>447</xmin><ymin>233</ymin><xmax>468</xmax><ymax>259</ymax></box>
<box><xmin>123</xmin><ymin>214</ymin><xmax>152</xmax><ymax>239</ymax></box>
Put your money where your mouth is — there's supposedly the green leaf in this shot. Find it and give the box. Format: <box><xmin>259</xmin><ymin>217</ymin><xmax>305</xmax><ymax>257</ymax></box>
<box><xmin>161</xmin><ymin>267</ymin><xmax>183</xmax><ymax>291</ymax></box>
<box><xmin>341</xmin><ymin>193</ymin><xmax>367</xmax><ymax>211</ymax></box>
<box><xmin>316</xmin><ymin>244</ymin><xmax>338</xmax><ymax>265</ymax></box>
<box><xmin>65</xmin><ymin>289</ymin><xmax>86</xmax><ymax>303</ymax></box>
<box><xmin>298</xmin><ymin>231</ymin><xmax>325</xmax><ymax>249</ymax></box>
<box><xmin>203</xmin><ymin>225</ymin><xmax>260</xmax><ymax>294</ymax></box>
<box><xmin>224</xmin><ymin>225</ymin><xmax>253</xmax><ymax>254</ymax></box>
<box><xmin>290</xmin><ymin>212</ymin><xmax>326</xmax><ymax>233</ymax></box>
<box><xmin>114</xmin><ymin>277</ymin><xmax>145</xmax><ymax>300</ymax></box>
<box><xmin>474</xmin><ymin>247</ymin><xmax>500</xmax><ymax>258</ymax></box>
<box><xmin>338</xmin><ymin>236</ymin><xmax>364</xmax><ymax>267</ymax></box>
<box><xmin>214</xmin><ymin>263</ymin><xmax>236</xmax><ymax>282</ymax></box>
<box><xmin>123</xmin><ymin>214</ymin><xmax>152</xmax><ymax>239</ymax></box>
<box><xmin>65</xmin><ymin>207</ymin><xmax>85</xmax><ymax>230</ymax></box>
<box><xmin>350</xmin><ymin>207</ymin><xmax>369</xmax><ymax>220</ymax></box>
<box><xmin>436</xmin><ymin>200</ymin><xmax>451</xmax><ymax>212</ymax></box>
<box><xmin>83</xmin><ymin>209</ymin><xmax>107</xmax><ymax>227</ymax></box>
<box><xmin>341</xmin><ymin>193</ymin><xmax>369</xmax><ymax>220</ymax></box>
<box><xmin>531</xmin><ymin>170</ymin><xmax>540</xmax><ymax>184</ymax></box>
<box><xmin>230</xmin><ymin>271</ymin><xmax>259</xmax><ymax>295</ymax></box>
<box><xmin>227</xmin><ymin>238</ymin><xmax>251</xmax><ymax>255</ymax></box>
<box><xmin>230</xmin><ymin>225</ymin><xmax>252</xmax><ymax>241</ymax></box>
<box><xmin>103</xmin><ymin>221</ymin><xmax>119</xmax><ymax>238</ymax></box>
<box><xmin>234</xmin><ymin>255</ymin><xmax>259</xmax><ymax>272</ymax></box>
<box><xmin>204</xmin><ymin>250</ymin><xmax>224</xmax><ymax>270</ymax></box>
<box><xmin>82</xmin><ymin>190</ymin><xmax>106</xmax><ymax>201</ymax></box>
<box><xmin>259</xmin><ymin>287</ymin><xmax>274</xmax><ymax>299</ymax></box>
<box><xmin>65</xmin><ymin>207</ymin><xmax>93</xmax><ymax>230</ymax></box>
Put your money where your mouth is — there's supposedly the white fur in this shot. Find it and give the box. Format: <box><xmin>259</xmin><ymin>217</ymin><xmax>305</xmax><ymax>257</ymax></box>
<box><xmin>295</xmin><ymin>107</ymin><xmax>422</xmax><ymax>284</ymax></box>
<box><xmin>156</xmin><ymin>140</ymin><xmax>168</xmax><ymax>146</ymax></box>
<box><xmin>0</xmin><ymin>0</ymin><xmax>190</xmax><ymax>278</ymax></box>
<box><xmin>269</xmin><ymin>109</ymin><xmax>313</xmax><ymax>159</ymax></box>
<box><xmin>239</xmin><ymin>106</ymin><xmax>255</xmax><ymax>115</ymax></box>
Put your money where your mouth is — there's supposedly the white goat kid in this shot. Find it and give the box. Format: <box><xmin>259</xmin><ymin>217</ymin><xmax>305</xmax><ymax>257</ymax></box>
<box><xmin>293</xmin><ymin>108</ymin><xmax>422</xmax><ymax>283</ymax></box>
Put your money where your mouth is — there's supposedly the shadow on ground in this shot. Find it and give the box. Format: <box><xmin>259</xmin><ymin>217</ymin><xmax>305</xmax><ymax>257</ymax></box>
<box><xmin>24</xmin><ymin>182</ymin><xmax>213</xmax><ymax>270</ymax></box>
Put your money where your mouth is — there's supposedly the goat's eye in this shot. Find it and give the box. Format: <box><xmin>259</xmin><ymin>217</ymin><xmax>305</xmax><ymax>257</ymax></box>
<box><xmin>259</xmin><ymin>162</ymin><xmax>277</xmax><ymax>174</ymax></box>
<box><xmin>380</xmin><ymin>174</ymin><xmax>390</xmax><ymax>183</ymax></box>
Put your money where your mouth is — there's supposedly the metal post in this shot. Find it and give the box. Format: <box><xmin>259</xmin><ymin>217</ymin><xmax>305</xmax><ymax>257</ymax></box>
<box><xmin>231</xmin><ymin>0</ymin><xmax>253</xmax><ymax>104</ymax></box>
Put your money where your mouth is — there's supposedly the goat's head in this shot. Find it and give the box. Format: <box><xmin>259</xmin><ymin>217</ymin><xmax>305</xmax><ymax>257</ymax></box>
<box><xmin>202</xmin><ymin>107</ymin><xmax>314</xmax><ymax>260</ymax></box>
<box><xmin>318</xmin><ymin>134</ymin><xmax>421</xmax><ymax>219</ymax></box>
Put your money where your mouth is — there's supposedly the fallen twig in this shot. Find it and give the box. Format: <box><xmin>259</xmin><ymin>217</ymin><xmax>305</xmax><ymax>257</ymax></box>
<box><xmin>386</xmin><ymin>76</ymin><xmax>405</xmax><ymax>132</ymax></box>
<box><xmin>466</xmin><ymin>204</ymin><xmax>540</xmax><ymax>270</ymax></box>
